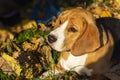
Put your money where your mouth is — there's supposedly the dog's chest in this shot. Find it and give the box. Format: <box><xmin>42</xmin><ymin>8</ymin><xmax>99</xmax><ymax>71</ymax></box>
<box><xmin>60</xmin><ymin>53</ymin><xmax>88</xmax><ymax>71</ymax></box>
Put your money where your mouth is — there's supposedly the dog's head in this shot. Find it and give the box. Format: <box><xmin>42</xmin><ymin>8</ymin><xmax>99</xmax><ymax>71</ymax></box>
<box><xmin>47</xmin><ymin>7</ymin><xmax>101</xmax><ymax>56</ymax></box>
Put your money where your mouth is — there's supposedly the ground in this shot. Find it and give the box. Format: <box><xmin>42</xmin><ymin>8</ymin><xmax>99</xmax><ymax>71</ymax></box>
<box><xmin>0</xmin><ymin>0</ymin><xmax>120</xmax><ymax>80</ymax></box>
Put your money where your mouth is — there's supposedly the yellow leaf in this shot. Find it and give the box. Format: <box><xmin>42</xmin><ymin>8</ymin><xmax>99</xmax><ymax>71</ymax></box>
<box><xmin>38</xmin><ymin>23</ymin><xmax>47</xmax><ymax>31</ymax></box>
<box><xmin>0</xmin><ymin>42</ymin><xmax>7</xmax><ymax>49</ymax></box>
<box><xmin>22</xmin><ymin>20</ymin><xmax>37</xmax><ymax>30</ymax></box>
<box><xmin>0</xmin><ymin>30</ymin><xmax>14</xmax><ymax>41</ymax></box>
<box><xmin>25</xmin><ymin>68</ymin><xmax>33</xmax><ymax>79</ymax></box>
<box><xmin>8</xmin><ymin>32</ymin><xmax>14</xmax><ymax>40</ymax></box>
<box><xmin>41</xmin><ymin>46</ymin><xmax>54</xmax><ymax>65</ymax></box>
<box><xmin>2</xmin><ymin>53</ymin><xmax>22</xmax><ymax>76</ymax></box>
<box><xmin>100</xmin><ymin>11</ymin><xmax>112</xmax><ymax>17</ymax></box>
<box><xmin>22</xmin><ymin>41</ymin><xmax>32</xmax><ymax>51</ymax></box>
<box><xmin>13</xmin><ymin>20</ymin><xmax>37</xmax><ymax>32</ymax></box>
<box><xmin>115</xmin><ymin>0</ymin><xmax>120</xmax><ymax>7</ymax></box>
<box><xmin>12</xmin><ymin>43</ymin><xmax>21</xmax><ymax>52</ymax></box>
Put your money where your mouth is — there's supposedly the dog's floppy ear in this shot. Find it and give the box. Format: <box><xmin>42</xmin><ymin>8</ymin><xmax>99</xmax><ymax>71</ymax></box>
<box><xmin>71</xmin><ymin>23</ymin><xmax>101</xmax><ymax>56</ymax></box>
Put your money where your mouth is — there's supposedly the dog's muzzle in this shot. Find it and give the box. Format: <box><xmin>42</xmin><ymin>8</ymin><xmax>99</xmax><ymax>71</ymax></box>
<box><xmin>48</xmin><ymin>34</ymin><xmax>57</xmax><ymax>43</ymax></box>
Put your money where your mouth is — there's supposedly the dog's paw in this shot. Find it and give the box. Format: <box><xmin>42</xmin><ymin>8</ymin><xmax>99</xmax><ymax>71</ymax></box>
<box><xmin>39</xmin><ymin>70</ymin><xmax>61</xmax><ymax>79</ymax></box>
<box><xmin>39</xmin><ymin>71</ymin><xmax>50</xmax><ymax>79</ymax></box>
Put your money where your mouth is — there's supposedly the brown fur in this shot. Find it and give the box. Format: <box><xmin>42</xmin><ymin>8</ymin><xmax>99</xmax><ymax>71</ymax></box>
<box><xmin>85</xmin><ymin>31</ymin><xmax>114</xmax><ymax>74</ymax></box>
<box><xmin>71</xmin><ymin>23</ymin><xmax>101</xmax><ymax>56</ymax></box>
<box><xmin>53</xmin><ymin>7</ymin><xmax>114</xmax><ymax>76</ymax></box>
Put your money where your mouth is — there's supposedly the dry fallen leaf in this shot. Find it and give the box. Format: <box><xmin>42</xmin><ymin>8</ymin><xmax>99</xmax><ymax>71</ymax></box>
<box><xmin>11</xmin><ymin>20</ymin><xmax>37</xmax><ymax>33</ymax></box>
<box><xmin>22</xmin><ymin>41</ymin><xmax>33</xmax><ymax>51</ymax></box>
<box><xmin>12</xmin><ymin>42</ymin><xmax>21</xmax><ymax>52</ymax></box>
<box><xmin>41</xmin><ymin>46</ymin><xmax>53</xmax><ymax>64</ymax></box>
<box><xmin>25</xmin><ymin>68</ymin><xmax>33</xmax><ymax>79</ymax></box>
<box><xmin>12</xmin><ymin>51</ymin><xmax>21</xmax><ymax>59</ymax></box>
<box><xmin>22</xmin><ymin>37</ymin><xmax>44</xmax><ymax>51</ymax></box>
<box><xmin>38</xmin><ymin>23</ymin><xmax>48</xmax><ymax>31</ymax></box>
<box><xmin>100</xmin><ymin>11</ymin><xmax>112</xmax><ymax>17</ymax></box>
<box><xmin>1</xmin><ymin>53</ymin><xmax>22</xmax><ymax>76</ymax></box>
<box><xmin>22</xmin><ymin>20</ymin><xmax>37</xmax><ymax>30</ymax></box>
<box><xmin>0</xmin><ymin>57</ymin><xmax>14</xmax><ymax>75</ymax></box>
<box><xmin>115</xmin><ymin>0</ymin><xmax>120</xmax><ymax>8</ymax></box>
<box><xmin>0</xmin><ymin>30</ymin><xmax>14</xmax><ymax>42</ymax></box>
<box><xmin>92</xmin><ymin>7</ymin><xmax>103</xmax><ymax>15</ymax></box>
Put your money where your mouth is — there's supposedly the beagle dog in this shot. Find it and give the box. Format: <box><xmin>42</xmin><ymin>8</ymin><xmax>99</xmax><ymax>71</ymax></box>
<box><xmin>40</xmin><ymin>7</ymin><xmax>115</xmax><ymax>79</ymax></box>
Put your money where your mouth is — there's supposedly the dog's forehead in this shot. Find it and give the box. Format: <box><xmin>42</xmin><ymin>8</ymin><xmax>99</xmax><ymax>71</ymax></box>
<box><xmin>58</xmin><ymin>9</ymin><xmax>82</xmax><ymax>22</ymax></box>
<box><xmin>65</xmin><ymin>15</ymin><xmax>87</xmax><ymax>31</ymax></box>
<box><xmin>59</xmin><ymin>8</ymin><xmax>94</xmax><ymax>24</ymax></box>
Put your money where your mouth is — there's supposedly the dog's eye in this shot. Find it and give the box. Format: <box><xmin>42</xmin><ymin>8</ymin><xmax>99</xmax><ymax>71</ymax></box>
<box><xmin>68</xmin><ymin>27</ymin><xmax>77</xmax><ymax>32</ymax></box>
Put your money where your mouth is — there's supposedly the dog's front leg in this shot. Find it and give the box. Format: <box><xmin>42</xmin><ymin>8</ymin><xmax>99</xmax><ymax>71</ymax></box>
<box><xmin>39</xmin><ymin>70</ymin><xmax>58</xmax><ymax>79</ymax></box>
<box><xmin>39</xmin><ymin>62</ymin><xmax>64</xmax><ymax>79</ymax></box>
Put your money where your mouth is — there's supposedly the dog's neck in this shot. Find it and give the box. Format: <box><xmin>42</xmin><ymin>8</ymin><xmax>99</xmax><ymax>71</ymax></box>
<box><xmin>95</xmin><ymin>24</ymin><xmax>109</xmax><ymax>52</ymax></box>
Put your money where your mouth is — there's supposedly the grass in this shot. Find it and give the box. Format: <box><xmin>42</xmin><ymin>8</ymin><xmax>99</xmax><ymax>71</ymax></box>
<box><xmin>0</xmin><ymin>71</ymin><xmax>16</xmax><ymax>80</ymax></box>
<box><xmin>0</xmin><ymin>0</ymin><xmax>119</xmax><ymax>80</ymax></box>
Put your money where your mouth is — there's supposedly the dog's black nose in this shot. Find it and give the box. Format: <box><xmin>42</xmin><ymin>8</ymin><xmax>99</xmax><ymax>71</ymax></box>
<box><xmin>48</xmin><ymin>35</ymin><xmax>57</xmax><ymax>43</ymax></box>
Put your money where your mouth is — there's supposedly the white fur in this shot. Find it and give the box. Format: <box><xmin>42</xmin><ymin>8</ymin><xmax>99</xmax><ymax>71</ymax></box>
<box><xmin>48</xmin><ymin>20</ymin><xmax>69</xmax><ymax>51</ymax></box>
<box><xmin>39</xmin><ymin>70</ymin><xmax>61</xmax><ymax>79</ymax></box>
<box><xmin>40</xmin><ymin>20</ymin><xmax>93</xmax><ymax>79</ymax></box>
<box><xmin>60</xmin><ymin>52</ymin><xmax>93</xmax><ymax>76</ymax></box>
<box><xmin>40</xmin><ymin>52</ymin><xmax>92</xmax><ymax>79</ymax></box>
